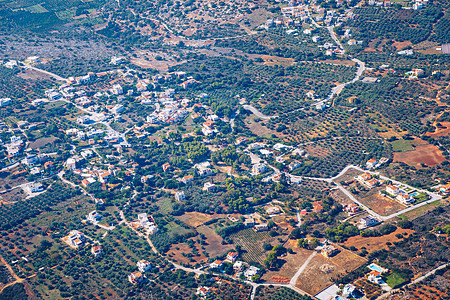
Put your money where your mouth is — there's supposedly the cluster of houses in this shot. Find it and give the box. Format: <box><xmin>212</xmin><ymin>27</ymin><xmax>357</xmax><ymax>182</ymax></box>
<box><xmin>384</xmin><ymin>184</ymin><xmax>416</xmax><ymax>204</ymax></box>
<box><xmin>355</xmin><ymin>172</ymin><xmax>381</xmax><ymax>189</ymax></box>
<box><xmin>130</xmin><ymin>213</ymin><xmax>159</xmax><ymax>235</ymax></box>
<box><xmin>208</xmin><ymin>252</ymin><xmax>261</xmax><ymax>281</ymax></box>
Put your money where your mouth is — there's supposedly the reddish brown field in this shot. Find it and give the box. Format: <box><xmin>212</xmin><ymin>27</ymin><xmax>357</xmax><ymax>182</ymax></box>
<box><xmin>392</xmin><ymin>40</ymin><xmax>412</xmax><ymax>50</ymax></box>
<box><xmin>342</xmin><ymin>228</ymin><xmax>414</xmax><ymax>252</ymax></box>
<box><xmin>393</xmin><ymin>144</ymin><xmax>446</xmax><ymax>166</ymax></box>
<box><xmin>426</xmin><ymin>122</ymin><xmax>450</xmax><ymax>138</ymax></box>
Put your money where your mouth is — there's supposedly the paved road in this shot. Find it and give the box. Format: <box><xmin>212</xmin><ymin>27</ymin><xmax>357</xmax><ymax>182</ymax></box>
<box><xmin>24</xmin><ymin>65</ymin><xmax>68</xmax><ymax>82</ymax></box>
<box><xmin>242</xmin><ymin>104</ymin><xmax>277</xmax><ymax>120</ymax></box>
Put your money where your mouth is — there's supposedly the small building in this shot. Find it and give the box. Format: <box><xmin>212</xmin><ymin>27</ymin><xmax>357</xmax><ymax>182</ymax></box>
<box><xmin>254</xmin><ymin>223</ymin><xmax>269</xmax><ymax>232</ymax></box>
<box><xmin>175</xmin><ymin>191</ymin><xmax>185</xmax><ymax>201</ymax></box>
<box><xmin>359</xmin><ymin>216</ymin><xmax>378</xmax><ymax>228</ymax></box>
<box><xmin>210</xmin><ymin>260</ymin><xmax>223</xmax><ymax>269</ymax></box>
<box><xmin>203</xmin><ymin>182</ymin><xmax>216</xmax><ymax>192</ymax></box>
<box><xmin>226</xmin><ymin>252</ymin><xmax>238</xmax><ymax>263</ymax></box>
<box><xmin>91</xmin><ymin>245</ymin><xmax>103</xmax><ymax>257</ymax></box>
<box><xmin>321</xmin><ymin>245</ymin><xmax>339</xmax><ymax>258</ymax></box>
<box><xmin>87</xmin><ymin>210</ymin><xmax>102</xmax><ymax>223</ymax></box>
<box><xmin>196</xmin><ymin>286</ymin><xmax>210</xmax><ymax>297</ymax></box>
<box><xmin>244</xmin><ymin>266</ymin><xmax>260</xmax><ymax>280</ymax></box>
<box><xmin>252</xmin><ymin>163</ymin><xmax>267</xmax><ymax>175</ymax></box>
<box><xmin>313</xmin><ymin>201</ymin><xmax>324</xmax><ymax>212</ymax></box>
<box><xmin>128</xmin><ymin>272</ymin><xmax>145</xmax><ymax>285</ymax></box>
<box><xmin>266</xmin><ymin>206</ymin><xmax>281</xmax><ymax>215</ymax></box>
<box><xmin>99</xmin><ymin>171</ymin><xmax>112</xmax><ymax>183</ymax></box>
<box><xmin>386</xmin><ymin>185</ymin><xmax>400</xmax><ymax>196</ymax></box>
<box><xmin>27</xmin><ymin>183</ymin><xmax>44</xmax><ymax>193</ymax></box>
<box><xmin>162</xmin><ymin>163</ymin><xmax>172</xmax><ymax>172</ymax></box>
<box><xmin>244</xmin><ymin>218</ymin><xmax>255</xmax><ymax>227</ymax></box>
<box><xmin>137</xmin><ymin>260</ymin><xmax>152</xmax><ymax>272</ymax></box>
<box><xmin>366</xmin><ymin>158</ymin><xmax>378</xmax><ymax>169</ymax></box>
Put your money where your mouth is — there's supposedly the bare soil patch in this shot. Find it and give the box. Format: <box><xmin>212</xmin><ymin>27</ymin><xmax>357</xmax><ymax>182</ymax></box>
<box><xmin>322</xmin><ymin>59</ymin><xmax>356</xmax><ymax>66</ymax></box>
<box><xmin>343</xmin><ymin>228</ymin><xmax>414</xmax><ymax>253</ymax></box>
<box><xmin>29</xmin><ymin>137</ymin><xmax>57</xmax><ymax>149</ymax></box>
<box><xmin>393</xmin><ymin>144</ymin><xmax>446</xmax><ymax>167</ymax></box>
<box><xmin>261</xmin><ymin>55</ymin><xmax>295</xmax><ymax>67</ymax></box>
<box><xmin>196</xmin><ymin>225</ymin><xmax>234</xmax><ymax>258</ymax></box>
<box><xmin>358</xmin><ymin>193</ymin><xmax>406</xmax><ymax>216</ymax></box>
<box><xmin>176</xmin><ymin>212</ymin><xmax>226</xmax><ymax>228</ymax></box>
<box><xmin>392</xmin><ymin>41</ymin><xmax>412</xmax><ymax>50</ymax></box>
<box><xmin>304</xmin><ymin>144</ymin><xmax>332</xmax><ymax>158</ymax></box>
<box><xmin>426</xmin><ymin>121</ymin><xmax>450</xmax><ymax>138</ymax></box>
<box><xmin>262</xmin><ymin>240</ymin><xmax>312</xmax><ymax>282</ymax></box>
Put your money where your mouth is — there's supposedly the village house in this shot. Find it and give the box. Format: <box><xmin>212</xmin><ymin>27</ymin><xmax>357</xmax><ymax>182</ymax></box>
<box><xmin>266</xmin><ymin>206</ymin><xmax>281</xmax><ymax>215</ymax></box>
<box><xmin>226</xmin><ymin>252</ymin><xmax>238</xmax><ymax>263</ymax></box>
<box><xmin>235</xmin><ymin>136</ymin><xmax>249</xmax><ymax>145</ymax></box>
<box><xmin>367</xmin><ymin>270</ymin><xmax>383</xmax><ymax>284</ymax></box>
<box><xmin>196</xmin><ymin>286</ymin><xmax>210</xmax><ymax>297</ymax></box>
<box><xmin>210</xmin><ymin>260</ymin><xmax>223</xmax><ymax>269</ymax></box>
<box><xmin>321</xmin><ymin>245</ymin><xmax>339</xmax><ymax>257</ymax></box>
<box><xmin>128</xmin><ymin>272</ymin><xmax>145</xmax><ymax>285</ymax></box>
<box><xmin>439</xmin><ymin>184</ymin><xmax>450</xmax><ymax>195</ymax></box>
<box><xmin>27</xmin><ymin>183</ymin><xmax>44</xmax><ymax>193</ymax></box>
<box><xmin>203</xmin><ymin>182</ymin><xmax>216</xmax><ymax>192</ymax></box>
<box><xmin>66</xmin><ymin>230</ymin><xmax>86</xmax><ymax>248</ymax></box>
<box><xmin>81</xmin><ymin>177</ymin><xmax>96</xmax><ymax>187</ymax></box>
<box><xmin>182</xmin><ymin>175</ymin><xmax>194</xmax><ymax>184</ymax></box>
<box><xmin>254</xmin><ymin>223</ymin><xmax>269</xmax><ymax>232</ymax></box>
<box><xmin>91</xmin><ymin>245</ymin><xmax>103</xmax><ymax>257</ymax></box>
<box><xmin>244</xmin><ymin>218</ymin><xmax>255</xmax><ymax>227</ymax></box>
<box><xmin>233</xmin><ymin>261</ymin><xmax>245</xmax><ymax>272</ymax></box>
<box><xmin>396</xmin><ymin>192</ymin><xmax>414</xmax><ymax>204</ymax></box>
<box><xmin>345</xmin><ymin>203</ymin><xmax>360</xmax><ymax>214</ymax></box>
<box><xmin>162</xmin><ymin>163</ymin><xmax>172</xmax><ymax>172</ymax></box>
<box><xmin>244</xmin><ymin>266</ymin><xmax>260</xmax><ymax>280</ymax></box>
<box><xmin>137</xmin><ymin>260</ymin><xmax>152</xmax><ymax>272</ymax></box>
<box><xmin>386</xmin><ymin>185</ymin><xmax>400</xmax><ymax>196</ymax></box>
<box><xmin>288</xmin><ymin>160</ymin><xmax>302</xmax><ymax>171</ymax></box>
<box><xmin>99</xmin><ymin>171</ymin><xmax>113</xmax><ymax>183</ymax></box>
<box><xmin>366</xmin><ymin>158</ymin><xmax>378</xmax><ymax>169</ymax></box>
<box><xmin>359</xmin><ymin>216</ymin><xmax>378</xmax><ymax>228</ymax></box>
<box><xmin>252</xmin><ymin>163</ymin><xmax>267</xmax><ymax>175</ymax></box>
<box><xmin>175</xmin><ymin>191</ymin><xmax>185</xmax><ymax>201</ymax></box>
<box><xmin>87</xmin><ymin>210</ymin><xmax>102</xmax><ymax>223</ymax></box>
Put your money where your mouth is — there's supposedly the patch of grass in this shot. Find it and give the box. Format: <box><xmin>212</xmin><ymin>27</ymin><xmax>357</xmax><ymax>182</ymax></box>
<box><xmin>386</xmin><ymin>272</ymin><xmax>407</xmax><ymax>288</ymax></box>
<box><xmin>22</xmin><ymin>4</ymin><xmax>49</xmax><ymax>13</ymax></box>
<box><xmin>390</xmin><ymin>139</ymin><xmax>414</xmax><ymax>152</ymax></box>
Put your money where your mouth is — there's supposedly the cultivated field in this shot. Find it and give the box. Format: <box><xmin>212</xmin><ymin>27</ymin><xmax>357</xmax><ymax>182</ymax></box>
<box><xmin>176</xmin><ymin>212</ymin><xmax>226</xmax><ymax>228</ymax></box>
<box><xmin>229</xmin><ymin>229</ymin><xmax>275</xmax><ymax>265</ymax></box>
<box><xmin>393</xmin><ymin>144</ymin><xmax>446</xmax><ymax>167</ymax></box>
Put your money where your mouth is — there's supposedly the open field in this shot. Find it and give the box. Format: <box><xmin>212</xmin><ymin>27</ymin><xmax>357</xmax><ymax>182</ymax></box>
<box><xmin>393</xmin><ymin>144</ymin><xmax>446</xmax><ymax>167</ymax></box>
<box><xmin>262</xmin><ymin>240</ymin><xmax>312</xmax><ymax>282</ymax></box>
<box><xmin>196</xmin><ymin>225</ymin><xmax>234</xmax><ymax>258</ymax></box>
<box><xmin>342</xmin><ymin>228</ymin><xmax>415</xmax><ymax>252</ymax></box>
<box><xmin>390</xmin><ymin>139</ymin><xmax>414</xmax><ymax>152</ymax></box>
<box><xmin>261</xmin><ymin>55</ymin><xmax>295</xmax><ymax>67</ymax></box>
<box><xmin>426</xmin><ymin>121</ymin><xmax>450</xmax><ymax>138</ymax></box>
<box><xmin>176</xmin><ymin>212</ymin><xmax>226</xmax><ymax>228</ymax></box>
<box><xmin>295</xmin><ymin>245</ymin><xmax>365</xmax><ymax>295</ymax></box>
<box><xmin>358</xmin><ymin>193</ymin><xmax>407</xmax><ymax>216</ymax></box>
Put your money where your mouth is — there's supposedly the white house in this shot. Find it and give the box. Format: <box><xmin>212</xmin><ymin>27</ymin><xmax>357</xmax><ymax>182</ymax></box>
<box><xmin>386</xmin><ymin>185</ymin><xmax>399</xmax><ymax>196</ymax></box>
<box><xmin>137</xmin><ymin>260</ymin><xmax>152</xmax><ymax>272</ymax></box>
<box><xmin>91</xmin><ymin>245</ymin><xmax>103</xmax><ymax>257</ymax></box>
<box><xmin>175</xmin><ymin>191</ymin><xmax>185</xmax><ymax>201</ymax></box>
<box><xmin>0</xmin><ymin>98</ymin><xmax>11</xmax><ymax>106</ymax></box>
<box><xmin>87</xmin><ymin>210</ymin><xmax>102</xmax><ymax>222</ymax></box>
<box><xmin>27</xmin><ymin>183</ymin><xmax>44</xmax><ymax>193</ymax></box>
<box><xmin>359</xmin><ymin>216</ymin><xmax>378</xmax><ymax>228</ymax></box>
<box><xmin>252</xmin><ymin>163</ymin><xmax>267</xmax><ymax>175</ymax></box>
<box><xmin>244</xmin><ymin>266</ymin><xmax>260</xmax><ymax>280</ymax></box>
<box><xmin>203</xmin><ymin>182</ymin><xmax>216</xmax><ymax>192</ymax></box>
<box><xmin>66</xmin><ymin>230</ymin><xmax>85</xmax><ymax>248</ymax></box>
